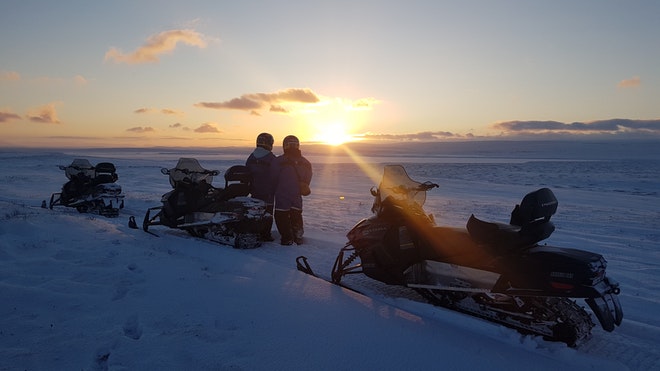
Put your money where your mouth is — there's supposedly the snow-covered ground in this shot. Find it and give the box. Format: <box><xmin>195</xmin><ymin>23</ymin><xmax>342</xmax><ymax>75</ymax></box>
<box><xmin>1</xmin><ymin>144</ymin><xmax>658</xmax><ymax>370</ymax></box>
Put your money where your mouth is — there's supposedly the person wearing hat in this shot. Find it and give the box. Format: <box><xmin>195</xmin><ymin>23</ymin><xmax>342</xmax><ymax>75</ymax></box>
<box><xmin>246</xmin><ymin>132</ymin><xmax>276</xmax><ymax>241</ymax></box>
<box><xmin>270</xmin><ymin>135</ymin><xmax>313</xmax><ymax>245</ymax></box>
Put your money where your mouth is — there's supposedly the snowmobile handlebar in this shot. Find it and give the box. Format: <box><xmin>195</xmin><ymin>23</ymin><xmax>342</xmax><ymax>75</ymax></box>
<box><xmin>161</xmin><ymin>168</ymin><xmax>220</xmax><ymax>176</ymax></box>
<box><xmin>59</xmin><ymin>165</ymin><xmax>91</xmax><ymax>171</ymax></box>
<box><xmin>390</xmin><ymin>181</ymin><xmax>439</xmax><ymax>194</ymax></box>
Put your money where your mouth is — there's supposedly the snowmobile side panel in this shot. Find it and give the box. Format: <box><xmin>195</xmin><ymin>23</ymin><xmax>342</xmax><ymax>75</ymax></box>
<box><xmin>404</xmin><ymin>260</ymin><xmax>501</xmax><ymax>291</ymax></box>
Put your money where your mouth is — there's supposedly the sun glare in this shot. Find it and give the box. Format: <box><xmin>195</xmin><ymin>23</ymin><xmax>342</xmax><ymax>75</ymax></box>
<box><xmin>314</xmin><ymin>122</ymin><xmax>354</xmax><ymax>146</ymax></box>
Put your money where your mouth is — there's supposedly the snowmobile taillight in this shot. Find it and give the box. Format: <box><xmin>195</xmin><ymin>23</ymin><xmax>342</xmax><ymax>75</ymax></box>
<box><xmin>586</xmin><ymin>267</ymin><xmax>606</xmax><ymax>286</ymax></box>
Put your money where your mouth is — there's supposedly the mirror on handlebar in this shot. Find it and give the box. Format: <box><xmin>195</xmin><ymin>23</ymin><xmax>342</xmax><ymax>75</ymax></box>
<box><xmin>421</xmin><ymin>181</ymin><xmax>439</xmax><ymax>191</ymax></box>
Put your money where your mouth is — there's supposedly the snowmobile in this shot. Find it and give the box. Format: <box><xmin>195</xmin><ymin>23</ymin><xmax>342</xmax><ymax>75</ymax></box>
<box><xmin>325</xmin><ymin>165</ymin><xmax>623</xmax><ymax>347</ymax></box>
<box><xmin>48</xmin><ymin>158</ymin><xmax>125</xmax><ymax>217</ymax></box>
<box><xmin>137</xmin><ymin>158</ymin><xmax>272</xmax><ymax>249</ymax></box>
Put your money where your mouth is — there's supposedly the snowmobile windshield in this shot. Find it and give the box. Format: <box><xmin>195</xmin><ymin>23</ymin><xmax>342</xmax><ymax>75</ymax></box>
<box><xmin>378</xmin><ymin>165</ymin><xmax>426</xmax><ymax>208</ymax></box>
<box><xmin>168</xmin><ymin>158</ymin><xmax>215</xmax><ymax>188</ymax></box>
<box><xmin>64</xmin><ymin>159</ymin><xmax>95</xmax><ymax>180</ymax></box>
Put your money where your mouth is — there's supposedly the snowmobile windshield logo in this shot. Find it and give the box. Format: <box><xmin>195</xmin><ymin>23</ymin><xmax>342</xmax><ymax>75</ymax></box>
<box><xmin>365</xmin><ymin>225</ymin><xmax>388</xmax><ymax>235</ymax></box>
<box><xmin>541</xmin><ymin>200</ymin><xmax>558</xmax><ymax>207</ymax></box>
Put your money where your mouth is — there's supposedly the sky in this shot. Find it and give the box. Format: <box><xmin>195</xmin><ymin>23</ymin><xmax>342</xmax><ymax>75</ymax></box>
<box><xmin>1</xmin><ymin>0</ymin><xmax>660</xmax><ymax>148</ymax></box>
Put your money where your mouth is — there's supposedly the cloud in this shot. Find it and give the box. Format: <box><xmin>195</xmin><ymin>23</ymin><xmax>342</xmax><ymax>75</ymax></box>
<box><xmin>134</xmin><ymin>107</ymin><xmax>184</xmax><ymax>116</ymax></box>
<box><xmin>134</xmin><ymin>107</ymin><xmax>157</xmax><ymax>114</ymax></box>
<box><xmin>169</xmin><ymin>122</ymin><xmax>191</xmax><ymax>131</ymax></box>
<box><xmin>126</xmin><ymin>126</ymin><xmax>156</xmax><ymax>133</ymax></box>
<box><xmin>269</xmin><ymin>105</ymin><xmax>288</xmax><ymax>113</ymax></box>
<box><xmin>161</xmin><ymin>108</ymin><xmax>184</xmax><ymax>116</ymax></box>
<box><xmin>195</xmin><ymin>88</ymin><xmax>321</xmax><ymax>114</ymax></box>
<box><xmin>1</xmin><ymin>71</ymin><xmax>21</xmax><ymax>81</ymax></box>
<box><xmin>194</xmin><ymin>122</ymin><xmax>221</xmax><ymax>133</ymax></box>
<box><xmin>0</xmin><ymin>110</ymin><xmax>21</xmax><ymax>123</ymax></box>
<box><xmin>105</xmin><ymin>29</ymin><xmax>208</xmax><ymax>64</ymax></box>
<box><xmin>245</xmin><ymin>88</ymin><xmax>320</xmax><ymax>104</ymax></box>
<box><xmin>2</xmin><ymin>71</ymin><xmax>89</xmax><ymax>87</ymax></box>
<box><xmin>196</xmin><ymin>96</ymin><xmax>263</xmax><ymax>110</ymax></box>
<box><xmin>350</xmin><ymin>98</ymin><xmax>378</xmax><ymax>111</ymax></box>
<box><xmin>73</xmin><ymin>75</ymin><xmax>88</xmax><ymax>86</ymax></box>
<box><xmin>26</xmin><ymin>103</ymin><xmax>61</xmax><ymax>124</ymax></box>
<box><xmin>492</xmin><ymin>119</ymin><xmax>660</xmax><ymax>136</ymax></box>
<box><xmin>618</xmin><ymin>76</ymin><xmax>641</xmax><ymax>88</ymax></box>
<box><xmin>360</xmin><ymin>131</ymin><xmax>458</xmax><ymax>141</ymax></box>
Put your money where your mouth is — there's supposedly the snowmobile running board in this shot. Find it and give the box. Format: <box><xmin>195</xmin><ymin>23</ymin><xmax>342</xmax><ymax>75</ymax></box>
<box><xmin>407</xmin><ymin>283</ymin><xmax>492</xmax><ymax>293</ymax></box>
<box><xmin>296</xmin><ymin>256</ymin><xmax>366</xmax><ymax>296</ymax></box>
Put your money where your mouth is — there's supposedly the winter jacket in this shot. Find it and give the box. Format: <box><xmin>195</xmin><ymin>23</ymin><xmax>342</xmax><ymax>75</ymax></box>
<box><xmin>270</xmin><ymin>149</ymin><xmax>312</xmax><ymax>211</ymax></box>
<box><xmin>246</xmin><ymin>147</ymin><xmax>276</xmax><ymax>204</ymax></box>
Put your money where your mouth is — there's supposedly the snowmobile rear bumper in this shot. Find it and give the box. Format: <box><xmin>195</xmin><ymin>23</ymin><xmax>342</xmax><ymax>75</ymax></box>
<box><xmin>585</xmin><ymin>277</ymin><xmax>623</xmax><ymax>332</ymax></box>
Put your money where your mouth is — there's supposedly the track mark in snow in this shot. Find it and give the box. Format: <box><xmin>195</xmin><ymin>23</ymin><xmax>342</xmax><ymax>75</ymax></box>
<box><xmin>123</xmin><ymin>315</ymin><xmax>143</xmax><ymax>340</ymax></box>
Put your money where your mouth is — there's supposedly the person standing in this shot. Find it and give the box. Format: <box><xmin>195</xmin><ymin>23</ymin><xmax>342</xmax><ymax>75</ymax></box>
<box><xmin>270</xmin><ymin>135</ymin><xmax>312</xmax><ymax>245</ymax></box>
<box><xmin>246</xmin><ymin>132</ymin><xmax>276</xmax><ymax>241</ymax></box>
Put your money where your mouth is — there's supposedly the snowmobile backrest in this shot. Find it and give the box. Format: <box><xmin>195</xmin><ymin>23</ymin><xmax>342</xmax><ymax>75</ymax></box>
<box><xmin>223</xmin><ymin>165</ymin><xmax>251</xmax><ymax>198</ymax></box>
<box><xmin>64</xmin><ymin>159</ymin><xmax>95</xmax><ymax>180</ymax></box>
<box><xmin>224</xmin><ymin>165</ymin><xmax>252</xmax><ymax>186</ymax></box>
<box><xmin>168</xmin><ymin>158</ymin><xmax>218</xmax><ymax>188</ymax></box>
<box><xmin>94</xmin><ymin>162</ymin><xmax>118</xmax><ymax>183</ymax></box>
<box><xmin>509</xmin><ymin>188</ymin><xmax>558</xmax><ymax>227</ymax></box>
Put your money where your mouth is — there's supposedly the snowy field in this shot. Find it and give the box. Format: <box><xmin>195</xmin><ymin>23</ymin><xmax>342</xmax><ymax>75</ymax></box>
<box><xmin>1</xmin><ymin>142</ymin><xmax>659</xmax><ymax>370</ymax></box>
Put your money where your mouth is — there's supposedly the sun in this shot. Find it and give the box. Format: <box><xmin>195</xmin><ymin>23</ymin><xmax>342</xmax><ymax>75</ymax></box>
<box><xmin>313</xmin><ymin>122</ymin><xmax>355</xmax><ymax>146</ymax></box>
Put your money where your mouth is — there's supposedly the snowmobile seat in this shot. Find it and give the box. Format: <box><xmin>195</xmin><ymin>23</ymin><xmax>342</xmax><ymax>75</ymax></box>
<box><xmin>94</xmin><ymin>162</ymin><xmax>119</xmax><ymax>184</ymax></box>
<box><xmin>466</xmin><ymin>188</ymin><xmax>558</xmax><ymax>252</ymax></box>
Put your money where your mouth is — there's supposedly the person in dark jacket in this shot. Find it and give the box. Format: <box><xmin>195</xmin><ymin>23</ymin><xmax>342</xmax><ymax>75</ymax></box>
<box><xmin>246</xmin><ymin>132</ymin><xmax>276</xmax><ymax>241</ymax></box>
<box><xmin>270</xmin><ymin>135</ymin><xmax>312</xmax><ymax>245</ymax></box>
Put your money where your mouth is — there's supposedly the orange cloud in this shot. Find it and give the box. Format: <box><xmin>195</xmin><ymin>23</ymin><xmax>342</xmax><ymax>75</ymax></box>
<box><xmin>194</xmin><ymin>122</ymin><xmax>221</xmax><ymax>133</ymax></box>
<box><xmin>0</xmin><ymin>110</ymin><xmax>21</xmax><ymax>123</ymax></box>
<box><xmin>135</xmin><ymin>107</ymin><xmax>184</xmax><ymax>116</ymax></box>
<box><xmin>105</xmin><ymin>29</ymin><xmax>208</xmax><ymax>64</ymax></box>
<box><xmin>269</xmin><ymin>104</ymin><xmax>288</xmax><ymax>113</ymax></box>
<box><xmin>126</xmin><ymin>126</ymin><xmax>156</xmax><ymax>133</ymax></box>
<box><xmin>617</xmin><ymin>76</ymin><xmax>641</xmax><ymax>88</ymax></box>
<box><xmin>26</xmin><ymin>103</ymin><xmax>61</xmax><ymax>124</ymax></box>
<box><xmin>195</xmin><ymin>88</ymin><xmax>321</xmax><ymax>114</ymax></box>
<box><xmin>73</xmin><ymin>75</ymin><xmax>88</xmax><ymax>86</ymax></box>
<box><xmin>134</xmin><ymin>107</ymin><xmax>158</xmax><ymax>114</ymax></box>
<box><xmin>161</xmin><ymin>108</ymin><xmax>184</xmax><ymax>116</ymax></box>
<box><xmin>1</xmin><ymin>71</ymin><xmax>20</xmax><ymax>81</ymax></box>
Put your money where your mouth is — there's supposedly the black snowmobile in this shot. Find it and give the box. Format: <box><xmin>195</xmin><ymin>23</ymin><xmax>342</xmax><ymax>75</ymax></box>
<box><xmin>326</xmin><ymin>165</ymin><xmax>623</xmax><ymax>347</ymax></box>
<box><xmin>48</xmin><ymin>158</ymin><xmax>125</xmax><ymax>217</ymax></box>
<box><xmin>137</xmin><ymin>158</ymin><xmax>272</xmax><ymax>249</ymax></box>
